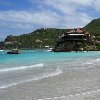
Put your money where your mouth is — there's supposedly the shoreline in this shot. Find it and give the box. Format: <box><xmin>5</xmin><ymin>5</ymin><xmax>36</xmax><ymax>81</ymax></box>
<box><xmin>1</xmin><ymin>64</ymin><xmax>100</xmax><ymax>100</ymax></box>
<box><xmin>0</xmin><ymin>51</ymin><xmax>100</xmax><ymax>100</ymax></box>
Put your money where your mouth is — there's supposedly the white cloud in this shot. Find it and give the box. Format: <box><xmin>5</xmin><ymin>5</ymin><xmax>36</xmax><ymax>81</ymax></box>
<box><xmin>0</xmin><ymin>9</ymin><xmax>92</xmax><ymax>32</ymax></box>
<box><xmin>71</xmin><ymin>0</ymin><xmax>94</xmax><ymax>6</ymax></box>
<box><xmin>39</xmin><ymin>0</ymin><xmax>94</xmax><ymax>15</ymax></box>
<box><xmin>93</xmin><ymin>0</ymin><xmax>100</xmax><ymax>11</ymax></box>
<box><xmin>1</xmin><ymin>0</ymin><xmax>100</xmax><ymax>37</ymax></box>
<box><xmin>37</xmin><ymin>0</ymin><xmax>92</xmax><ymax>27</ymax></box>
<box><xmin>0</xmin><ymin>10</ymin><xmax>60</xmax><ymax>28</ymax></box>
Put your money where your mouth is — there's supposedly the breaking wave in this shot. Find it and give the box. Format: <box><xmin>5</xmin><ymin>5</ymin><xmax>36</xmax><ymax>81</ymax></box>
<box><xmin>0</xmin><ymin>68</ymin><xmax>62</xmax><ymax>89</ymax></box>
<box><xmin>0</xmin><ymin>63</ymin><xmax>44</xmax><ymax>72</ymax></box>
<box><xmin>82</xmin><ymin>58</ymin><xmax>100</xmax><ymax>65</ymax></box>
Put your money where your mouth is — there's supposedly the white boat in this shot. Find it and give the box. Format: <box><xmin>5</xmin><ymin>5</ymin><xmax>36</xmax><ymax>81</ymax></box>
<box><xmin>46</xmin><ymin>48</ymin><xmax>53</xmax><ymax>52</ymax></box>
<box><xmin>0</xmin><ymin>50</ymin><xmax>3</xmax><ymax>51</ymax></box>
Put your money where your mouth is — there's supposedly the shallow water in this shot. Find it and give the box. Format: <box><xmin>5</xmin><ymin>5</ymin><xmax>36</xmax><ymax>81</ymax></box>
<box><xmin>0</xmin><ymin>50</ymin><xmax>100</xmax><ymax>100</ymax></box>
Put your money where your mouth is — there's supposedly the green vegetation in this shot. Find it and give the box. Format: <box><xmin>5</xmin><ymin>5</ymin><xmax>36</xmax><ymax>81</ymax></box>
<box><xmin>0</xmin><ymin>18</ymin><xmax>100</xmax><ymax>50</ymax></box>
<box><xmin>1</xmin><ymin>28</ymin><xmax>67</xmax><ymax>49</ymax></box>
<box><xmin>84</xmin><ymin>18</ymin><xmax>100</xmax><ymax>36</ymax></box>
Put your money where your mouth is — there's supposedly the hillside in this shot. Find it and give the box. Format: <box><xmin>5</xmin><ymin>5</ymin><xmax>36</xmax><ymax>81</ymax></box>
<box><xmin>84</xmin><ymin>18</ymin><xmax>100</xmax><ymax>36</ymax></box>
<box><xmin>3</xmin><ymin>28</ymin><xmax>67</xmax><ymax>49</ymax></box>
<box><xmin>0</xmin><ymin>18</ymin><xmax>100</xmax><ymax>50</ymax></box>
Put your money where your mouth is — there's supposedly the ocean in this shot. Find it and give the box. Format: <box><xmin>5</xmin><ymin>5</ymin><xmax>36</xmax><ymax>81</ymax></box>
<box><xmin>0</xmin><ymin>50</ymin><xmax>100</xmax><ymax>100</ymax></box>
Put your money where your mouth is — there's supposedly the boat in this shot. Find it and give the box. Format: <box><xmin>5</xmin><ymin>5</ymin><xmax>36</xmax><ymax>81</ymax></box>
<box><xmin>46</xmin><ymin>48</ymin><xmax>53</xmax><ymax>52</ymax></box>
<box><xmin>7</xmin><ymin>49</ymin><xmax>20</xmax><ymax>54</ymax></box>
<box><xmin>0</xmin><ymin>50</ymin><xmax>3</xmax><ymax>51</ymax></box>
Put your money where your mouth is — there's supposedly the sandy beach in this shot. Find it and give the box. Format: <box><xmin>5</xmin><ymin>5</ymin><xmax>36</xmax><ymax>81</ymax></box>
<box><xmin>0</xmin><ymin>51</ymin><xmax>100</xmax><ymax>100</ymax></box>
<box><xmin>1</xmin><ymin>61</ymin><xmax>100</xmax><ymax>100</ymax></box>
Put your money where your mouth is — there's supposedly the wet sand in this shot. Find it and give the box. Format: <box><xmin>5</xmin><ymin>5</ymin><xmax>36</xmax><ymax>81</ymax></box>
<box><xmin>1</xmin><ymin>64</ymin><xmax>100</xmax><ymax>100</ymax></box>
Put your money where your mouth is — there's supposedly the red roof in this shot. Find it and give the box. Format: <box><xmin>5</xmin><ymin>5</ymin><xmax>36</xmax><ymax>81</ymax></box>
<box><xmin>66</xmin><ymin>28</ymin><xmax>85</xmax><ymax>34</ymax></box>
<box><xmin>77</xmin><ymin>28</ymin><xmax>84</xmax><ymax>33</ymax></box>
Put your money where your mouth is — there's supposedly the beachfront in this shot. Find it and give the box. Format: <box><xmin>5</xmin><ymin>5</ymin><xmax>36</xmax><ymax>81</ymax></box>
<box><xmin>0</xmin><ymin>50</ymin><xmax>100</xmax><ymax>100</ymax></box>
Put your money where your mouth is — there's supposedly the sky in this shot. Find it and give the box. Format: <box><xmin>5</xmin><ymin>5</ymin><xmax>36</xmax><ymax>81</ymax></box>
<box><xmin>0</xmin><ymin>0</ymin><xmax>100</xmax><ymax>40</ymax></box>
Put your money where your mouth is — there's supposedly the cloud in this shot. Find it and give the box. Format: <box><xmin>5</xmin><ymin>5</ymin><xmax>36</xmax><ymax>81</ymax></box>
<box><xmin>0</xmin><ymin>9</ymin><xmax>92</xmax><ymax>32</ymax></box>
<box><xmin>1</xmin><ymin>0</ymin><xmax>100</xmax><ymax>38</ymax></box>
<box><xmin>0</xmin><ymin>10</ymin><xmax>61</xmax><ymax>38</ymax></box>
<box><xmin>93</xmin><ymin>0</ymin><xmax>100</xmax><ymax>11</ymax></box>
<box><xmin>0</xmin><ymin>10</ymin><xmax>61</xmax><ymax>26</ymax></box>
<box><xmin>33</xmin><ymin>0</ymin><xmax>92</xmax><ymax>27</ymax></box>
<box><xmin>38</xmin><ymin>0</ymin><xmax>94</xmax><ymax>15</ymax></box>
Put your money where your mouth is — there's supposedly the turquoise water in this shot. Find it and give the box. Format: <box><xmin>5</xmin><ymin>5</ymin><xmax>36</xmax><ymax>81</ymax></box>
<box><xmin>0</xmin><ymin>50</ymin><xmax>100</xmax><ymax>89</ymax></box>
<box><xmin>0</xmin><ymin>50</ymin><xmax>100</xmax><ymax>73</ymax></box>
<box><xmin>0</xmin><ymin>50</ymin><xmax>100</xmax><ymax>64</ymax></box>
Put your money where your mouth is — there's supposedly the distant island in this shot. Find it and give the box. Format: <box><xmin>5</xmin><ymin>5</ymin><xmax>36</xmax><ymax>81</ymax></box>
<box><xmin>0</xmin><ymin>18</ymin><xmax>100</xmax><ymax>51</ymax></box>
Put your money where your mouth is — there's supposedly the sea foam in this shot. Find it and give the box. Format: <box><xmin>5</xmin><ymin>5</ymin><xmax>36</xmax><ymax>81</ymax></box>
<box><xmin>86</xmin><ymin>59</ymin><xmax>100</xmax><ymax>65</ymax></box>
<box><xmin>38</xmin><ymin>89</ymin><xmax>100</xmax><ymax>100</ymax></box>
<box><xmin>0</xmin><ymin>63</ymin><xmax>44</xmax><ymax>72</ymax></box>
<box><xmin>0</xmin><ymin>68</ymin><xmax>62</xmax><ymax>89</ymax></box>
